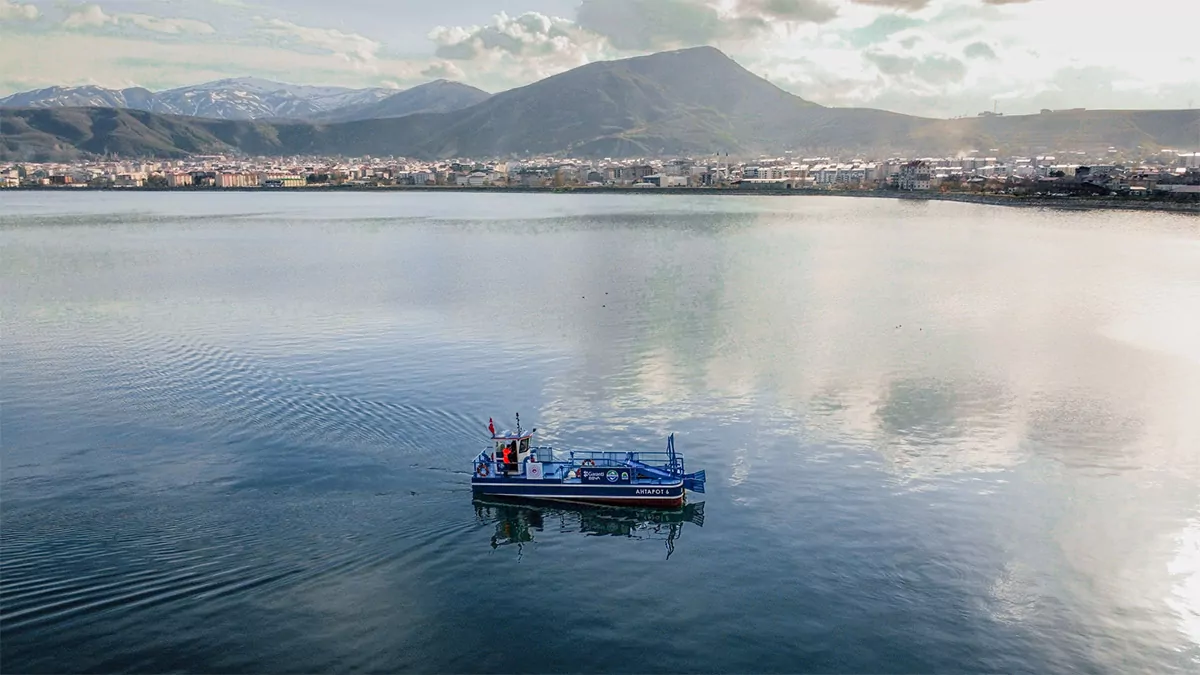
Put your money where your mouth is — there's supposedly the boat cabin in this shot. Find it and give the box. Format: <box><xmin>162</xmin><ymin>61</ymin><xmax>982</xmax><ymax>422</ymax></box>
<box><xmin>492</xmin><ymin>430</ymin><xmax>535</xmax><ymax>474</ymax></box>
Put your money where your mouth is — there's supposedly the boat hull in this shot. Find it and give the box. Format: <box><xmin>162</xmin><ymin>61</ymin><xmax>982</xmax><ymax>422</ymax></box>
<box><xmin>471</xmin><ymin>478</ymin><xmax>686</xmax><ymax>508</ymax></box>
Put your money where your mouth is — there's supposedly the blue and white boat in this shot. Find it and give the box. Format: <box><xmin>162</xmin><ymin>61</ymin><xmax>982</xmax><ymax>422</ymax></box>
<box><xmin>471</xmin><ymin>415</ymin><xmax>706</xmax><ymax>508</ymax></box>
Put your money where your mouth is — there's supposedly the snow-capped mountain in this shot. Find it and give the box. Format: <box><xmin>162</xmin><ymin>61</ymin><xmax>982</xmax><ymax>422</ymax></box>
<box><xmin>0</xmin><ymin>85</ymin><xmax>176</xmax><ymax>113</ymax></box>
<box><xmin>154</xmin><ymin>77</ymin><xmax>395</xmax><ymax>120</ymax></box>
<box><xmin>0</xmin><ymin>78</ymin><xmax>427</xmax><ymax>120</ymax></box>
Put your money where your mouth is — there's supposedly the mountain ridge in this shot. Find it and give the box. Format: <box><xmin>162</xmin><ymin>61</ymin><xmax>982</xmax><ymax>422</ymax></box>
<box><xmin>310</xmin><ymin>80</ymin><xmax>491</xmax><ymax>123</ymax></box>
<box><xmin>3</xmin><ymin>47</ymin><xmax>1198</xmax><ymax>162</ymax></box>
<box><xmin>0</xmin><ymin>77</ymin><xmax>483</xmax><ymax>121</ymax></box>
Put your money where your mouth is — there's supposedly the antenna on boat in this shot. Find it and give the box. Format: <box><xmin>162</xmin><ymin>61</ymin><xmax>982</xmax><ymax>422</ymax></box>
<box><xmin>515</xmin><ymin>412</ymin><xmax>521</xmax><ymax>437</ymax></box>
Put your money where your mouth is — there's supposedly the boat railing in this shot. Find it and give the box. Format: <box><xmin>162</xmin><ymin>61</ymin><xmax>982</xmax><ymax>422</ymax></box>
<box><xmin>564</xmin><ymin>450</ymin><xmax>683</xmax><ymax>474</ymax></box>
<box><xmin>473</xmin><ymin>447</ymin><xmax>685</xmax><ymax>478</ymax></box>
<box><xmin>472</xmin><ymin>452</ymin><xmax>493</xmax><ymax>475</ymax></box>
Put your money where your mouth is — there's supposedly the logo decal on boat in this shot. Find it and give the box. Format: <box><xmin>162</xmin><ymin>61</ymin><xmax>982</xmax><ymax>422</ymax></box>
<box><xmin>581</xmin><ymin>467</ymin><xmax>629</xmax><ymax>484</ymax></box>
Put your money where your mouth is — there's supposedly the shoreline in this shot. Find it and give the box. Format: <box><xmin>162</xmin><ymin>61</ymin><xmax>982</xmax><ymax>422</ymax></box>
<box><xmin>5</xmin><ymin>185</ymin><xmax>1197</xmax><ymax>214</ymax></box>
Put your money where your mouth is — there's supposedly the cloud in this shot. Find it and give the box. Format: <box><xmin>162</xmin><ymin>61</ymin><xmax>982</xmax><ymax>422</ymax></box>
<box><xmin>125</xmin><ymin>15</ymin><xmax>216</xmax><ymax>35</ymax></box>
<box><xmin>421</xmin><ymin>61</ymin><xmax>466</xmax><ymax>81</ymax></box>
<box><xmin>963</xmin><ymin>41</ymin><xmax>997</xmax><ymax>60</ymax></box>
<box><xmin>256</xmin><ymin>18</ymin><xmax>380</xmax><ymax>66</ymax></box>
<box><xmin>576</xmin><ymin>0</ymin><xmax>724</xmax><ymax>50</ymax></box>
<box><xmin>426</xmin><ymin>2</ymin><xmax>841</xmax><ymax>87</ymax></box>
<box><xmin>0</xmin><ymin>0</ymin><xmax>37</xmax><ymax>21</ymax></box>
<box><xmin>62</xmin><ymin>4</ymin><xmax>116</xmax><ymax>28</ymax></box>
<box><xmin>430</xmin><ymin>12</ymin><xmax>594</xmax><ymax>60</ymax></box>
<box><xmin>60</xmin><ymin>5</ymin><xmax>214</xmax><ymax>35</ymax></box>
<box><xmin>851</xmin><ymin>0</ymin><xmax>932</xmax><ymax>10</ymax></box>
<box><xmin>758</xmin><ymin>58</ymin><xmax>883</xmax><ymax>109</ymax></box>
<box><xmin>429</xmin><ymin>11</ymin><xmax>609</xmax><ymax>68</ymax></box>
<box><xmin>846</xmin><ymin>13</ymin><xmax>925</xmax><ymax>47</ymax></box>
<box><xmin>0</xmin><ymin>31</ymin><xmax>433</xmax><ymax>93</ymax></box>
<box><xmin>982</xmin><ymin>0</ymin><xmax>1036</xmax><ymax>4</ymax></box>
<box><xmin>736</xmin><ymin>0</ymin><xmax>839</xmax><ymax>23</ymax></box>
<box><xmin>864</xmin><ymin>52</ymin><xmax>914</xmax><ymax>76</ymax></box>
<box><xmin>574</xmin><ymin>0</ymin><xmax>838</xmax><ymax>51</ymax></box>
<box><xmin>864</xmin><ymin>51</ymin><xmax>967</xmax><ymax>83</ymax></box>
<box><xmin>990</xmin><ymin>64</ymin><xmax>1186</xmax><ymax>111</ymax></box>
<box><xmin>425</xmin><ymin>11</ymin><xmax>619</xmax><ymax>91</ymax></box>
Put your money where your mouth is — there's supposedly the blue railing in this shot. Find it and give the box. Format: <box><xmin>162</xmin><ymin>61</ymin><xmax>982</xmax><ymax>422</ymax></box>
<box><xmin>472</xmin><ymin>452</ymin><xmax>494</xmax><ymax>478</ymax></box>
<box><xmin>563</xmin><ymin>450</ymin><xmax>686</xmax><ymax>481</ymax></box>
<box><xmin>473</xmin><ymin>441</ymin><xmax>694</xmax><ymax>486</ymax></box>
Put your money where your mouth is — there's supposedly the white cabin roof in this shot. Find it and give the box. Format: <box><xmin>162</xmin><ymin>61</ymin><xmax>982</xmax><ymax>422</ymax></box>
<box><xmin>492</xmin><ymin>430</ymin><xmax>533</xmax><ymax>441</ymax></box>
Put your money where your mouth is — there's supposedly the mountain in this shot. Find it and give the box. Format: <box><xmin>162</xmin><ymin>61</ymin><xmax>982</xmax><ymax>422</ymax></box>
<box><xmin>313</xmin><ymin>80</ymin><xmax>491</xmax><ymax>123</ymax></box>
<box><xmin>935</xmin><ymin>109</ymin><xmax>1200</xmax><ymax>156</ymax></box>
<box><xmin>280</xmin><ymin>47</ymin><xmax>978</xmax><ymax>159</ymax></box>
<box><xmin>0</xmin><ymin>107</ymin><xmax>286</xmax><ymax>162</ymax></box>
<box><xmin>151</xmin><ymin>78</ymin><xmax>394</xmax><ymax>120</ymax></box>
<box><xmin>391</xmin><ymin>46</ymin><xmax>830</xmax><ymax>157</ymax></box>
<box><xmin>3</xmin><ymin>47</ymin><xmax>1198</xmax><ymax>162</ymax></box>
<box><xmin>0</xmin><ymin>77</ymin><xmax>481</xmax><ymax>121</ymax></box>
<box><xmin>0</xmin><ymin>86</ymin><xmax>175</xmax><ymax>113</ymax></box>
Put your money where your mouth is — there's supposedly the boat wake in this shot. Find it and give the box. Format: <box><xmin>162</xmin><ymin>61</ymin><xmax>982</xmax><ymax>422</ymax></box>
<box><xmin>152</xmin><ymin>330</ymin><xmax>478</xmax><ymax>458</ymax></box>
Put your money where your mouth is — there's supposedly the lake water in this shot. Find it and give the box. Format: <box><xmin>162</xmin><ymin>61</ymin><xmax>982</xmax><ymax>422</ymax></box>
<box><xmin>2</xmin><ymin>191</ymin><xmax>1199</xmax><ymax>673</ymax></box>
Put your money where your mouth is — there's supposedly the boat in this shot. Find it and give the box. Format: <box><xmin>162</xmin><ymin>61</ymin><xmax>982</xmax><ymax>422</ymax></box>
<box><xmin>470</xmin><ymin>414</ymin><xmax>706</xmax><ymax>508</ymax></box>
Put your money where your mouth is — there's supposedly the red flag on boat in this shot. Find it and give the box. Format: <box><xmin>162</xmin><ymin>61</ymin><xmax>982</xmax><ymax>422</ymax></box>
<box><xmin>488</xmin><ymin>418</ymin><xmax>495</xmax><ymax>436</ymax></box>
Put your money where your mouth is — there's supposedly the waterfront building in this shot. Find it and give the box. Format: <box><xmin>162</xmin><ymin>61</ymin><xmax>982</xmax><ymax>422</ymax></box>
<box><xmin>896</xmin><ymin>161</ymin><xmax>932</xmax><ymax>191</ymax></box>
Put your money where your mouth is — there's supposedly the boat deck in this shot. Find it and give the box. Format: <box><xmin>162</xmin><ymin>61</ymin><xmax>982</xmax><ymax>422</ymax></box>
<box><xmin>470</xmin><ymin>433</ymin><xmax>703</xmax><ymax>508</ymax></box>
<box><xmin>472</xmin><ymin>448</ymin><xmax>685</xmax><ymax>485</ymax></box>
<box><xmin>483</xmin><ymin>462</ymin><xmax>682</xmax><ymax>484</ymax></box>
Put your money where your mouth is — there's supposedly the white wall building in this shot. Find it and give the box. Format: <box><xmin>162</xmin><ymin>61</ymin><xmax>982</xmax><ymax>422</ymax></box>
<box><xmin>896</xmin><ymin>161</ymin><xmax>932</xmax><ymax>190</ymax></box>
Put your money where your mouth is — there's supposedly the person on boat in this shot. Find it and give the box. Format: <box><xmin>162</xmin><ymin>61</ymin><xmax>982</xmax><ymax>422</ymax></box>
<box><xmin>502</xmin><ymin>443</ymin><xmax>515</xmax><ymax>473</ymax></box>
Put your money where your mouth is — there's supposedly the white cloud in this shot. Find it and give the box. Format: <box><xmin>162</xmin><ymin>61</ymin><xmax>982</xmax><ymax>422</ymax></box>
<box><xmin>256</xmin><ymin>18</ymin><xmax>380</xmax><ymax>67</ymax></box>
<box><xmin>852</xmin><ymin>0</ymin><xmax>933</xmax><ymax>10</ymax></box>
<box><xmin>0</xmin><ymin>0</ymin><xmax>38</xmax><ymax>21</ymax></box>
<box><xmin>428</xmin><ymin>11</ymin><xmax>616</xmax><ymax>88</ymax></box>
<box><xmin>743</xmin><ymin>0</ymin><xmax>1200</xmax><ymax>115</ymax></box>
<box><xmin>125</xmin><ymin>14</ymin><xmax>216</xmax><ymax>36</ymax></box>
<box><xmin>741</xmin><ymin>0</ymin><xmax>840</xmax><ymax>23</ymax></box>
<box><xmin>421</xmin><ymin>61</ymin><xmax>466</xmax><ymax>81</ymax></box>
<box><xmin>573</xmin><ymin>0</ymin><xmax>843</xmax><ymax>51</ymax></box>
<box><xmin>60</xmin><ymin>4</ymin><xmax>214</xmax><ymax>35</ymax></box>
<box><xmin>430</xmin><ymin>12</ymin><xmax>605</xmax><ymax>62</ymax></box>
<box><xmin>62</xmin><ymin>4</ymin><xmax>116</xmax><ymax>29</ymax></box>
<box><xmin>0</xmin><ymin>32</ymin><xmax>431</xmax><ymax>93</ymax></box>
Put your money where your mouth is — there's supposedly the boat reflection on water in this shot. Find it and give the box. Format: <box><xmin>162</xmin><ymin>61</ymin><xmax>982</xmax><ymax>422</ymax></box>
<box><xmin>472</xmin><ymin>496</ymin><xmax>705</xmax><ymax>560</ymax></box>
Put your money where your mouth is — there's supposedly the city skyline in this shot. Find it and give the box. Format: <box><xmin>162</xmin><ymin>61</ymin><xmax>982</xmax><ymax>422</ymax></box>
<box><xmin>1</xmin><ymin>0</ymin><xmax>1197</xmax><ymax>119</ymax></box>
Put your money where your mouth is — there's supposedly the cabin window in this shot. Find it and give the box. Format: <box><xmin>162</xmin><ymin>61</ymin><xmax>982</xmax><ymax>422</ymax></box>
<box><xmin>519</xmin><ymin>438</ymin><xmax>530</xmax><ymax>454</ymax></box>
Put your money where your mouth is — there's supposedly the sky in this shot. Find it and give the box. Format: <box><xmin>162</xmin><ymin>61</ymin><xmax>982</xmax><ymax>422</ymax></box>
<box><xmin>0</xmin><ymin>0</ymin><xmax>1197</xmax><ymax>118</ymax></box>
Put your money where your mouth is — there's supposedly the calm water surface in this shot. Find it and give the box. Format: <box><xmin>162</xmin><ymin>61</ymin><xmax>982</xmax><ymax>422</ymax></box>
<box><xmin>2</xmin><ymin>192</ymin><xmax>1199</xmax><ymax>673</ymax></box>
